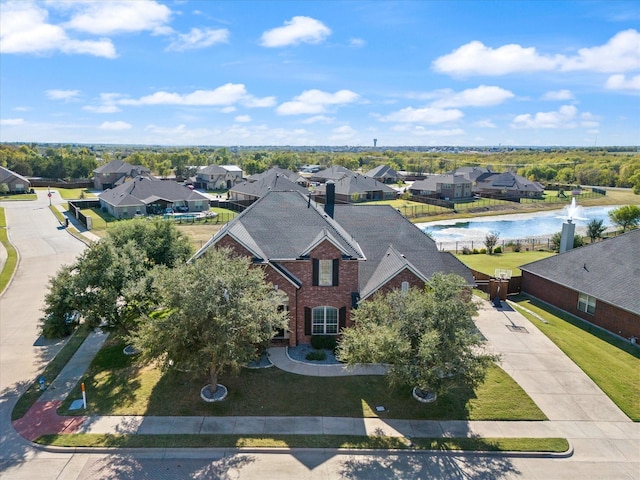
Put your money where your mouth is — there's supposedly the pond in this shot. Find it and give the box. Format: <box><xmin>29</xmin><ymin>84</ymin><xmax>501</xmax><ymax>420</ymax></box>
<box><xmin>418</xmin><ymin>204</ymin><xmax>617</xmax><ymax>251</ymax></box>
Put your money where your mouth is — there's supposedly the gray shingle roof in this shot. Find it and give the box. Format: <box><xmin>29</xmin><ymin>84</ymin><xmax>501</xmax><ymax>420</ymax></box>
<box><xmin>333</xmin><ymin>204</ymin><xmax>474</xmax><ymax>291</ymax></box>
<box><xmin>520</xmin><ymin>229</ymin><xmax>640</xmax><ymax>315</ymax></box>
<box><xmin>365</xmin><ymin>165</ymin><xmax>398</xmax><ymax>179</ymax></box>
<box><xmin>194</xmin><ymin>191</ymin><xmax>473</xmax><ymax>296</ymax></box>
<box><xmin>232</xmin><ymin>169</ymin><xmax>309</xmax><ymax>197</ymax></box>
<box><xmin>0</xmin><ymin>166</ymin><xmax>30</xmax><ymax>184</ymax></box>
<box><xmin>98</xmin><ymin>176</ymin><xmax>208</xmax><ymax>206</ymax></box>
<box><xmin>93</xmin><ymin>159</ymin><xmax>150</xmax><ymax>175</ymax></box>
<box><xmin>476</xmin><ymin>172</ymin><xmax>543</xmax><ymax>193</ymax></box>
<box><xmin>315</xmin><ymin>173</ymin><xmax>397</xmax><ymax>196</ymax></box>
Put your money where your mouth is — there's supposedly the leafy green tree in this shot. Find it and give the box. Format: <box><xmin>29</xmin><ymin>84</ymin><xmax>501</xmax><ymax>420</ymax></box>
<box><xmin>609</xmin><ymin>205</ymin><xmax>640</xmax><ymax>232</ymax></box>
<box><xmin>586</xmin><ymin>218</ymin><xmax>606</xmax><ymax>242</ymax></box>
<box><xmin>128</xmin><ymin>248</ymin><xmax>288</xmax><ymax>396</ymax></box>
<box><xmin>337</xmin><ymin>273</ymin><xmax>496</xmax><ymax>401</ymax></box>
<box><xmin>484</xmin><ymin>231</ymin><xmax>500</xmax><ymax>255</ymax></box>
<box><xmin>40</xmin><ymin>219</ymin><xmax>193</xmax><ymax>337</ymax></box>
<box><xmin>40</xmin><ymin>265</ymin><xmax>80</xmax><ymax>338</ymax></box>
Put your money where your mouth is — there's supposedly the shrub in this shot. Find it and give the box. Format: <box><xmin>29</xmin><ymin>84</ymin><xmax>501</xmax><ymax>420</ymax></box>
<box><xmin>513</xmin><ymin>240</ymin><xmax>522</xmax><ymax>252</ymax></box>
<box><xmin>479</xmin><ymin>248</ymin><xmax>487</xmax><ymax>254</ymax></box>
<box><xmin>472</xmin><ymin>248</ymin><xmax>480</xmax><ymax>254</ymax></box>
<box><xmin>311</xmin><ymin>335</ymin><xmax>337</xmax><ymax>351</ymax></box>
<box><xmin>305</xmin><ymin>349</ymin><xmax>327</xmax><ymax>361</ymax></box>
<box><xmin>493</xmin><ymin>246</ymin><xmax>502</xmax><ymax>254</ymax></box>
<box><xmin>461</xmin><ymin>246</ymin><xmax>472</xmax><ymax>255</ymax></box>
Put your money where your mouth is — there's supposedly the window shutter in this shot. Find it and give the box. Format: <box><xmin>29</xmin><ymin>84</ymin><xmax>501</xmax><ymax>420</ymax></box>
<box><xmin>339</xmin><ymin>307</ymin><xmax>346</xmax><ymax>331</ymax></box>
<box><xmin>312</xmin><ymin>259</ymin><xmax>319</xmax><ymax>286</ymax></box>
<box><xmin>304</xmin><ymin>307</ymin><xmax>312</xmax><ymax>335</ymax></box>
<box><xmin>332</xmin><ymin>259</ymin><xmax>339</xmax><ymax>286</ymax></box>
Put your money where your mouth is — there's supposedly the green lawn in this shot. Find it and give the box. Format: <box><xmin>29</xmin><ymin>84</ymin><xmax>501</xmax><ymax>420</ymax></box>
<box><xmin>511</xmin><ymin>295</ymin><xmax>640</xmax><ymax>421</ymax></box>
<box><xmin>35</xmin><ymin>187</ymin><xmax>96</xmax><ymax>200</ymax></box>
<box><xmin>59</xmin><ymin>338</ymin><xmax>546</xmax><ymax>421</ymax></box>
<box><xmin>36</xmin><ymin>433</ymin><xmax>569</xmax><ymax>452</ymax></box>
<box><xmin>0</xmin><ymin>207</ymin><xmax>19</xmax><ymax>294</ymax></box>
<box><xmin>0</xmin><ymin>193</ymin><xmax>37</xmax><ymax>201</ymax></box>
<box><xmin>455</xmin><ymin>251</ymin><xmax>556</xmax><ymax>276</ymax></box>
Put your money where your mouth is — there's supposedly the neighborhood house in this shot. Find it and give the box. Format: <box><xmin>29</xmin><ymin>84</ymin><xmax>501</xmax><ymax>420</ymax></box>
<box><xmin>192</xmin><ymin>184</ymin><xmax>473</xmax><ymax>346</ymax></box>
<box><xmin>98</xmin><ymin>176</ymin><xmax>209</xmax><ymax>218</ymax></box>
<box><xmin>520</xmin><ymin>228</ymin><xmax>640</xmax><ymax>340</ymax></box>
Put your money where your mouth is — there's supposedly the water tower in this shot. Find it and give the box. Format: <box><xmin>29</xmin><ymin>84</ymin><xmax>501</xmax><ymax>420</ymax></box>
<box><xmin>373</xmin><ymin>138</ymin><xmax>377</xmax><ymax>147</ymax></box>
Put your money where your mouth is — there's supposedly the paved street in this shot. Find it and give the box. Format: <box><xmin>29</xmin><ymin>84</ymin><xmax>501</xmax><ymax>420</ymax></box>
<box><xmin>0</xmin><ymin>191</ymin><xmax>638</xmax><ymax>479</ymax></box>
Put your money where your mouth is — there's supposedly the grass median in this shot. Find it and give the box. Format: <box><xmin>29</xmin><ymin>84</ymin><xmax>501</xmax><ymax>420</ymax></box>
<box><xmin>0</xmin><ymin>207</ymin><xmax>19</xmax><ymax>294</ymax></box>
<box><xmin>35</xmin><ymin>433</ymin><xmax>569</xmax><ymax>452</ymax></box>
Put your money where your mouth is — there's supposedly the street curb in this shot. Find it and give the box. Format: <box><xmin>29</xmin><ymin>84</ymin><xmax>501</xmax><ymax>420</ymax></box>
<box><xmin>30</xmin><ymin>440</ymin><xmax>574</xmax><ymax>459</ymax></box>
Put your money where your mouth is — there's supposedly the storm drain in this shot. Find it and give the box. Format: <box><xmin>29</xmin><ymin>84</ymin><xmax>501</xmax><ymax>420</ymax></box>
<box><xmin>506</xmin><ymin>325</ymin><xmax>529</xmax><ymax>333</ymax></box>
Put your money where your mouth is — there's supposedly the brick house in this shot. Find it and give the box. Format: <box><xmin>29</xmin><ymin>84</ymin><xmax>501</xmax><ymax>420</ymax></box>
<box><xmin>93</xmin><ymin>160</ymin><xmax>151</xmax><ymax>190</ymax></box>
<box><xmin>192</xmin><ymin>184</ymin><xmax>473</xmax><ymax>346</ymax></box>
<box><xmin>520</xmin><ymin>229</ymin><xmax>640</xmax><ymax>340</ymax></box>
<box><xmin>409</xmin><ymin>174</ymin><xmax>473</xmax><ymax>200</ymax></box>
<box><xmin>195</xmin><ymin>165</ymin><xmax>243</xmax><ymax>190</ymax></box>
<box><xmin>0</xmin><ymin>166</ymin><xmax>31</xmax><ymax>193</ymax></box>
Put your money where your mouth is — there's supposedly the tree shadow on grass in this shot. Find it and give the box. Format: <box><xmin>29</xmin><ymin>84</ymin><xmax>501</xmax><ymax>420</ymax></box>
<box><xmin>142</xmin><ymin>366</ymin><xmax>479</xmax><ymax>420</ymax></box>
<box><xmin>57</xmin><ymin>339</ymin><xmax>143</xmax><ymax>415</ymax></box>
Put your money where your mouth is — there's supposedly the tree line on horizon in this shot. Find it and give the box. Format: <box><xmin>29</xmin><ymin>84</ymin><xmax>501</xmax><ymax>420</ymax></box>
<box><xmin>1</xmin><ymin>143</ymin><xmax>639</xmax><ymax>194</ymax></box>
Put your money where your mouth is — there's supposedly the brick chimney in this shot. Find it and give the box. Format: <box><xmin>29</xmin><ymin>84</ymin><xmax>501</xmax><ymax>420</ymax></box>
<box><xmin>325</xmin><ymin>180</ymin><xmax>335</xmax><ymax>218</ymax></box>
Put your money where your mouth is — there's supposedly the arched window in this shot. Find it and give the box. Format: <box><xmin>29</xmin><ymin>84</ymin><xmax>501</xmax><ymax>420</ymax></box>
<box><xmin>401</xmin><ymin>281</ymin><xmax>409</xmax><ymax>293</ymax></box>
<box><xmin>312</xmin><ymin>306</ymin><xmax>338</xmax><ymax>335</ymax></box>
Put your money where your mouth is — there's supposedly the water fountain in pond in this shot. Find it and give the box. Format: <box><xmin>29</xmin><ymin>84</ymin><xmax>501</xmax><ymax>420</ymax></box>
<box><xmin>559</xmin><ymin>197</ymin><xmax>587</xmax><ymax>222</ymax></box>
<box><xmin>559</xmin><ymin>198</ymin><xmax>585</xmax><ymax>253</ymax></box>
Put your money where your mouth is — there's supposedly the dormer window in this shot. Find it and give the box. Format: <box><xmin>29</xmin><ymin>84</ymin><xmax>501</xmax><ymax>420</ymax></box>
<box><xmin>312</xmin><ymin>258</ymin><xmax>339</xmax><ymax>286</ymax></box>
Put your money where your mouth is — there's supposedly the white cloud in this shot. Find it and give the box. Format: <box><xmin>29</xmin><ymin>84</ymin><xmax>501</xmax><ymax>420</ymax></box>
<box><xmin>329</xmin><ymin>125</ymin><xmax>357</xmax><ymax>141</ymax></box>
<box><xmin>380</xmin><ymin>106</ymin><xmax>463</xmax><ymax>124</ymax></box>
<box><xmin>431</xmin><ymin>85</ymin><xmax>514</xmax><ymax>108</ymax></box>
<box><xmin>242</xmin><ymin>96</ymin><xmax>277</xmax><ymax>108</ymax></box>
<box><xmin>0</xmin><ymin>2</ymin><xmax>116</xmax><ymax>58</ymax></box>
<box><xmin>260</xmin><ymin>16</ymin><xmax>331</xmax><ymax>47</ymax></box>
<box><xmin>46</xmin><ymin>89</ymin><xmax>81</xmax><ymax>101</ymax></box>
<box><xmin>473</xmin><ymin>119</ymin><xmax>497</xmax><ymax>128</ymax></box>
<box><xmin>433</xmin><ymin>40</ymin><xmax>559</xmax><ymax>76</ymax></box>
<box><xmin>0</xmin><ymin>118</ymin><xmax>25</xmax><ymax>126</ymax></box>
<box><xmin>561</xmin><ymin>29</ymin><xmax>640</xmax><ymax>73</ymax></box>
<box><xmin>83</xmin><ymin>105</ymin><xmax>121</xmax><ymax>113</ymax></box>
<box><xmin>605</xmin><ymin>74</ymin><xmax>640</xmax><ymax>91</ymax></box>
<box><xmin>234</xmin><ymin>115</ymin><xmax>251</xmax><ymax>123</ymax></box>
<box><xmin>63</xmin><ymin>1</ymin><xmax>172</xmax><ymax>35</ymax></box>
<box><xmin>302</xmin><ymin>115</ymin><xmax>335</xmax><ymax>124</ymax></box>
<box><xmin>99</xmin><ymin>120</ymin><xmax>131</xmax><ymax>130</ymax></box>
<box><xmin>118</xmin><ymin>83</ymin><xmax>271</xmax><ymax>107</ymax></box>
<box><xmin>511</xmin><ymin>105</ymin><xmax>579</xmax><ymax>129</ymax></box>
<box><xmin>166</xmin><ymin>27</ymin><xmax>229</xmax><ymax>51</ymax></box>
<box><xmin>433</xmin><ymin>29</ymin><xmax>640</xmax><ymax>76</ymax></box>
<box><xmin>541</xmin><ymin>89</ymin><xmax>574</xmax><ymax>101</ymax></box>
<box><xmin>276</xmin><ymin>89</ymin><xmax>359</xmax><ymax>115</ymax></box>
<box><xmin>13</xmin><ymin>106</ymin><xmax>31</xmax><ymax>112</ymax></box>
<box><xmin>350</xmin><ymin>38</ymin><xmax>366</xmax><ymax>48</ymax></box>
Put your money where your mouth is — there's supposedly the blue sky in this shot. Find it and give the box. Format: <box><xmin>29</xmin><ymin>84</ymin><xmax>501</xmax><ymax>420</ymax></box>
<box><xmin>1</xmin><ymin>0</ymin><xmax>638</xmax><ymax>147</ymax></box>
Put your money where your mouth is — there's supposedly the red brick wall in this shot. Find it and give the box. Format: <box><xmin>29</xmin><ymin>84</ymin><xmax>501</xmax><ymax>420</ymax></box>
<box><xmin>522</xmin><ymin>272</ymin><xmax>640</xmax><ymax>339</ymax></box>
<box><xmin>373</xmin><ymin>269</ymin><xmax>424</xmax><ymax>297</ymax></box>
<box><xmin>213</xmin><ymin>235</ymin><xmax>359</xmax><ymax>346</ymax></box>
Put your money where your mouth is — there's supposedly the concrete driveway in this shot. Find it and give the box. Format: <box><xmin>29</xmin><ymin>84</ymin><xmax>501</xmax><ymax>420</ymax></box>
<box><xmin>0</xmin><ymin>190</ymin><xmax>638</xmax><ymax>479</ymax></box>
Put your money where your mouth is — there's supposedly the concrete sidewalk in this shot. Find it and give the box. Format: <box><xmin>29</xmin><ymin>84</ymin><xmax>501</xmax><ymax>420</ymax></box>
<box><xmin>267</xmin><ymin>346</ymin><xmax>388</xmax><ymax>376</ymax></box>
